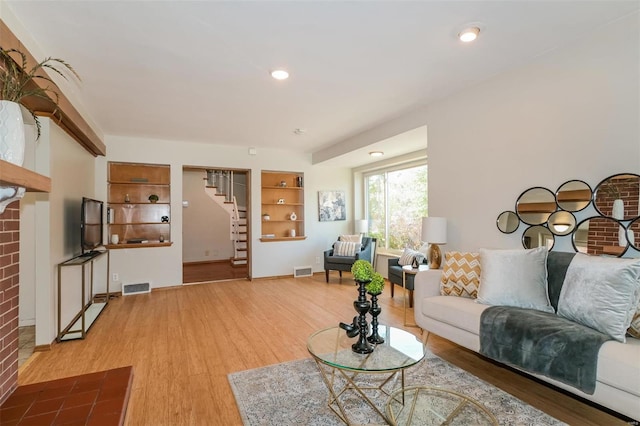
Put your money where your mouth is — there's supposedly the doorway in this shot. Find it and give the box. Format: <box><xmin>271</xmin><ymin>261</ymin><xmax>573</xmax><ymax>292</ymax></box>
<box><xmin>182</xmin><ymin>167</ymin><xmax>250</xmax><ymax>283</ymax></box>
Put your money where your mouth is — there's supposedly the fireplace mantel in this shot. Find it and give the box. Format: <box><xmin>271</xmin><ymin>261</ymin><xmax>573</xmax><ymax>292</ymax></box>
<box><xmin>0</xmin><ymin>160</ymin><xmax>51</xmax><ymax>193</ymax></box>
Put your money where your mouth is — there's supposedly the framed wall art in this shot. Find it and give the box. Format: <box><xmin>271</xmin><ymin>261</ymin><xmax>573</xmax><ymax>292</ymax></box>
<box><xmin>318</xmin><ymin>190</ymin><xmax>346</xmax><ymax>222</ymax></box>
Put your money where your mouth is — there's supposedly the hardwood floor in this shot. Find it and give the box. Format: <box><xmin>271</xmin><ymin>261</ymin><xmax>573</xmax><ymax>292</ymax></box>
<box><xmin>182</xmin><ymin>260</ymin><xmax>248</xmax><ymax>283</ymax></box>
<box><xmin>19</xmin><ymin>274</ymin><xmax>629</xmax><ymax>425</ymax></box>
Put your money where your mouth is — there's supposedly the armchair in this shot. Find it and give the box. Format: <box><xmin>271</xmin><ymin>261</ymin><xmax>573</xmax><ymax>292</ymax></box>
<box><xmin>324</xmin><ymin>237</ymin><xmax>375</xmax><ymax>282</ymax></box>
<box><xmin>388</xmin><ymin>256</ymin><xmax>427</xmax><ymax>307</ymax></box>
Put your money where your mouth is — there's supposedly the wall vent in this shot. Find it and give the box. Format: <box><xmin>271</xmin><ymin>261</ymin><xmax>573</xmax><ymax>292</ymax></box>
<box><xmin>293</xmin><ymin>266</ymin><xmax>313</xmax><ymax>278</ymax></box>
<box><xmin>122</xmin><ymin>282</ymin><xmax>151</xmax><ymax>296</ymax></box>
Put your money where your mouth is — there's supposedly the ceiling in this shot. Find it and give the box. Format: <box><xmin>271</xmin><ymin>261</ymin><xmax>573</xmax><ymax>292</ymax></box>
<box><xmin>3</xmin><ymin>1</ymin><xmax>638</xmax><ymax>166</ymax></box>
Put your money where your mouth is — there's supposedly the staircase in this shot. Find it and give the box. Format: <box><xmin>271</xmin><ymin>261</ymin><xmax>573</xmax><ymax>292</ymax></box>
<box><xmin>203</xmin><ymin>170</ymin><xmax>248</xmax><ymax>266</ymax></box>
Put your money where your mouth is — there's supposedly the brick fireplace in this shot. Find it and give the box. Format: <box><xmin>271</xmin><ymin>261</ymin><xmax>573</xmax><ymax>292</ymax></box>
<box><xmin>0</xmin><ymin>200</ymin><xmax>20</xmax><ymax>404</ymax></box>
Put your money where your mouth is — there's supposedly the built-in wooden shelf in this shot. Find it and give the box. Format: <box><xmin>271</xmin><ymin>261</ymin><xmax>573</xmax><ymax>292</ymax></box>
<box><xmin>557</xmin><ymin>189</ymin><xmax>591</xmax><ymax>202</ymax></box>
<box><xmin>517</xmin><ymin>202</ymin><xmax>557</xmax><ymax>213</ymax></box>
<box><xmin>106</xmin><ymin>242</ymin><xmax>173</xmax><ymax>249</ymax></box>
<box><xmin>259</xmin><ymin>237</ymin><xmax>307</xmax><ymax>242</ymax></box>
<box><xmin>0</xmin><ymin>160</ymin><xmax>51</xmax><ymax>192</ymax></box>
<box><xmin>602</xmin><ymin>245</ymin><xmax>626</xmax><ymax>256</ymax></box>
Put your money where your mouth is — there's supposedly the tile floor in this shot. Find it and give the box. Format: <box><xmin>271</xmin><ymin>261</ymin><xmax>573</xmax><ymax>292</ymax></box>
<box><xmin>0</xmin><ymin>366</ymin><xmax>133</xmax><ymax>425</ymax></box>
<box><xmin>18</xmin><ymin>326</ymin><xmax>35</xmax><ymax>368</ymax></box>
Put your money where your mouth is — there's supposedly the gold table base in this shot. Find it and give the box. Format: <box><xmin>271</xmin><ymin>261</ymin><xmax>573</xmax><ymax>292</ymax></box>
<box><xmin>313</xmin><ymin>358</ymin><xmax>406</xmax><ymax>425</ymax></box>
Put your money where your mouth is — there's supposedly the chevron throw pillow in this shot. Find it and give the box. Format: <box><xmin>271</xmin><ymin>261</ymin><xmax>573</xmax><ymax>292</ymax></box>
<box><xmin>440</xmin><ymin>251</ymin><xmax>481</xmax><ymax>298</ymax></box>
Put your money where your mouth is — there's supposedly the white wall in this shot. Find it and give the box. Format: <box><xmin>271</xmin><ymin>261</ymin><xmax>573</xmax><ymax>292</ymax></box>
<box><xmin>97</xmin><ymin>137</ymin><xmax>353</xmax><ymax>287</ymax></box>
<box><xmin>182</xmin><ymin>170</ymin><xmax>233</xmax><ymax>262</ymax></box>
<box><xmin>21</xmin><ymin>119</ymin><xmax>99</xmax><ymax>345</ymax></box>
<box><xmin>427</xmin><ymin>13</ymin><xmax>640</xmax><ymax>254</ymax></box>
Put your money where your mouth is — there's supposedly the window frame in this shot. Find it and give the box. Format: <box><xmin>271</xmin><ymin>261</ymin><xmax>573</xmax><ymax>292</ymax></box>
<box><xmin>362</xmin><ymin>159</ymin><xmax>428</xmax><ymax>252</ymax></box>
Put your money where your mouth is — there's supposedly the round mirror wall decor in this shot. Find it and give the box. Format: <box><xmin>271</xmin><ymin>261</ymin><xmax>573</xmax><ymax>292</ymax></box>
<box><xmin>496</xmin><ymin>211</ymin><xmax>519</xmax><ymax>234</ymax></box>
<box><xmin>556</xmin><ymin>180</ymin><xmax>592</xmax><ymax>212</ymax></box>
<box><xmin>522</xmin><ymin>225</ymin><xmax>554</xmax><ymax>251</ymax></box>
<box><xmin>547</xmin><ymin>211</ymin><xmax>576</xmax><ymax>236</ymax></box>
<box><xmin>572</xmin><ymin>216</ymin><xmax>628</xmax><ymax>257</ymax></box>
<box><xmin>593</xmin><ymin>173</ymin><xmax>640</xmax><ymax>221</ymax></box>
<box><xmin>627</xmin><ymin>217</ymin><xmax>640</xmax><ymax>251</ymax></box>
<box><xmin>516</xmin><ymin>187</ymin><xmax>556</xmax><ymax>226</ymax></box>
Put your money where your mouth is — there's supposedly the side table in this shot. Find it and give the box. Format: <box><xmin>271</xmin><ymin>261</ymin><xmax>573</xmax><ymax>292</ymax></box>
<box><xmin>402</xmin><ymin>264</ymin><xmax>428</xmax><ymax>327</ymax></box>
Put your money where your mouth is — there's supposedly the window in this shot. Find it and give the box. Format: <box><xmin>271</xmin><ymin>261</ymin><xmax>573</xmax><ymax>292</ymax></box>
<box><xmin>364</xmin><ymin>162</ymin><xmax>427</xmax><ymax>250</ymax></box>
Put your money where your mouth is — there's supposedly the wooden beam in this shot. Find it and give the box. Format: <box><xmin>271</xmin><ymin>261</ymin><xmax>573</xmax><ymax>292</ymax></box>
<box><xmin>0</xmin><ymin>19</ymin><xmax>106</xmax><ymax>157</ymax></box>
<box><xmin>0</xmin><ymin>160</ymin><xmax>51</xmax><ymax>192</ymax></box>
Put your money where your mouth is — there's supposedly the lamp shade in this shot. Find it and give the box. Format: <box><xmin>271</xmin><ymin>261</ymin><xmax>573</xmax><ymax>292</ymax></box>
<box><xmin>422</xmin><ymin>217</ymin><xmax>447</xmax><ymax>244</ymax></box>
<box><xmin>355</xmin><ymin>219</ymin><xmax>368</xmax><ymax>234</ymax></box>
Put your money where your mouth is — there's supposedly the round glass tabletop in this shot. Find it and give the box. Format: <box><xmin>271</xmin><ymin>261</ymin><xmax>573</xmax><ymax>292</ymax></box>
<box><xmin>307</xmin><ymin>325</ymin><xmax>425</xmax><ymax>372</ymax></box>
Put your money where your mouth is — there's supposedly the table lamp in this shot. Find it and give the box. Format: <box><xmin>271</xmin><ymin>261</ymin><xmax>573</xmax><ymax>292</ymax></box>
<box><xmin>355</xmin><ymin>219</ymin><xmax>368</xmax><ymax>236</ymax></box>
<box><xmin>422</xmin><ymin>217</ymin><xmax>447</xmax><ymax>269</ymax></box>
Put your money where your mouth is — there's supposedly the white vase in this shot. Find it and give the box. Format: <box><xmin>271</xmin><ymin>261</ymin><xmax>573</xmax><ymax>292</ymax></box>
<box><xmin>0</xmin><ymin>101</ymin><xmax>27</xmax><ymax>213</ymax></box>
<box><xmin>611</xmin><ymin>199</ymin><xmax>626</xmax><ymax>246</ymax></box>
<box><xmin>612</xmin><ymin>199</ymin><xmax>624</xmax><ymax>220</ymax></box>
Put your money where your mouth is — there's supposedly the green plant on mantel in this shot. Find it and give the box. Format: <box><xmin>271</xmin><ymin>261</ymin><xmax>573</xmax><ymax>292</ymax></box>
<box><xmin>0</xmin><ymin>47</ymin><xmax>80</xmax><ymax>140</ymax></box>
<box><xmin>351</xmin><ymin>259</ymin><xmax>374</xmax><ymax>282</ymax></box>
<box><xmin>365</xmin><ymin>272</ymin><xmax>385</xmax><ymax>295</ymax></box>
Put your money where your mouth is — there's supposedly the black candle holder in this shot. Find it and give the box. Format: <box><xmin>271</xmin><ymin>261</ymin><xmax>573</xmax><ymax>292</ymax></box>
<box><xmin>367</xmin><ymin>292</ymin><xmax>384</xmax><ymax>344</ymax></box>
<box><xmin>340</xmin><ymin>280</ymin><xmax>373</xmax><ymax>354</ymax></box>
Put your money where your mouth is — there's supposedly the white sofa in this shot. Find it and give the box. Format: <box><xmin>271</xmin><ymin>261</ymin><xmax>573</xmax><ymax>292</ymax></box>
<box><xmin>414</xmin><ymin>268</ymin><xmax>640</xmax><ymax>420</ymax></box>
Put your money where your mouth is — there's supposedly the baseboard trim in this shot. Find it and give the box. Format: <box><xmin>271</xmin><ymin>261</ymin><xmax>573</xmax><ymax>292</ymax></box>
<box><xmin>34</xmin><ymin>343</ymin><xmax>51</xmax><ymax>352</ymax></box>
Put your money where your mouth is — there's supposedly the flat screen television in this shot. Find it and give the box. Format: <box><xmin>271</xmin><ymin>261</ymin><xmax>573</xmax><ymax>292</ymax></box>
<box><xmin>81</xmin><ymin>197</ymin><xmax>104</xmax><ymax>254</ymax></box>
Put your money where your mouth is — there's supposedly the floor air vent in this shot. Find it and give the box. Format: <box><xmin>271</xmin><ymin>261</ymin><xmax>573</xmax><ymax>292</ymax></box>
<box><xmin>122</xmin><ymin>282</ymin><xmax>151</xmax><ymax>296</ymax></box>
<box><xmin>293</xmin><ymin>266</ymin><xmax>313</xmax><ymax>278</ymax></box>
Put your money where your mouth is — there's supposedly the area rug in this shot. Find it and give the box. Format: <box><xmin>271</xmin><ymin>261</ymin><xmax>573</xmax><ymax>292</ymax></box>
<box><xmin>228</xmin><ymin>351</ymin><xmax>565</xmax><ymax>425</ymax></box>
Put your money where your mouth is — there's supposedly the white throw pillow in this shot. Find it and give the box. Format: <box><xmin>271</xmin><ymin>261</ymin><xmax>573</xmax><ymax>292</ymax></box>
<box><xmin>557</xmin><ymin>253</ymin><xmax>640</xmax><ymax>343</ymax></box>
<box><xmin>477</xmin><ymin>247</ymin><xmax>554</xmax><ymax>313</ymax></box>
<box><xmin>333</xmin><ymin>241</ymin><xmax>359</xmax><ymax>256</ymax></box>
<box><xmin>339</xmin><ymin>234</ymin><xmax>362</xmax><ymax>244</ymax></box>
<box><xmin>398</xmin><ymin>248</ymin><xmax>424</xmax><ymax>266</ymax></box>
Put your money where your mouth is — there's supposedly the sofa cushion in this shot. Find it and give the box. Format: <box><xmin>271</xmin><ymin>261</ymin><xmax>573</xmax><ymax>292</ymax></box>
<box><xmin>398</xmin><ymin>248</ymin><xmax>424</xmax><ymax>266</ymax></box>
<box><xmin>557</xmin><ymin>253</ymin><xmax>640</xmax><ymax>343</ymax></box>
<box><xmin>421</xmin><ymin>295</ymin><xmax>489</xmax><ymax>335</ymax></box>
<box><xmin>440</xmin><ymin>251</ymin><xmax>480</xmax><ymax>298</ymax></box>
<box><xmin>597</xmin><ymin>338</ymin><xmax>640</xmax><ymax>397</ymax></box>
<box><xmin>477</xmin><ymin>247</ymin><xmax>554</xmax><ymax>313</ymax></box>
<box><xmin>546</xmin><ymin>251</ymin><xmax>576</xmax><ymax>310</ymax></box>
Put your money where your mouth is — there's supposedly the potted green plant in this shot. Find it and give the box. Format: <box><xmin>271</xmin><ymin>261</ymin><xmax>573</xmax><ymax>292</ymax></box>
<box><xmin>148</xmin><ymin>194</ymin><xmax>159</xmax><ymax>203</ymax></box>
<box><xmin>365</xmin><ymin>272</ymin><xmax>385</xmax><ymax>295</ymax></box>
<box><xmin>351</xmin><ymin>259</ymin><xmax>374</xmax><ymax>282</ymax></box>
<box><xmin>1</xmin><ymin>47</ymin><xmax>80</xmax><ymax>142</ymax></box>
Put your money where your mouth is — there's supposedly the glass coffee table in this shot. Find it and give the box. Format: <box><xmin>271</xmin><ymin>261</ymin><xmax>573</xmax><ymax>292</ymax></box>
<box><xmin>386</xmin><ymin>386</ymin><xmax>498</xmax><ymax>425</ymax></box>
<box><xmin>307</xmin><ymin>325</ymin><xmax>425</xmax><ymax>425</ymax></box>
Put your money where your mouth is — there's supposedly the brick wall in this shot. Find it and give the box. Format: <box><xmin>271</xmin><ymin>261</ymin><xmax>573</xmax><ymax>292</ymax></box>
<box><xmin>0</xmin><ymin>200</ymin><xmax>19</xmax><ymax>405</ymax></box>
<box><xmin>589</xmin><ymin>176</ymin><xmax>640</xmax><ymax>255</ymax></box>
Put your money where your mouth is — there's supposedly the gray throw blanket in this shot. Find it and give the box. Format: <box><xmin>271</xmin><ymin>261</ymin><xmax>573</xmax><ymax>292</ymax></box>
<box><xmin>480</xmin><ymin>306</ymin><xmax>612</xmax><ymax>394</ymax></box>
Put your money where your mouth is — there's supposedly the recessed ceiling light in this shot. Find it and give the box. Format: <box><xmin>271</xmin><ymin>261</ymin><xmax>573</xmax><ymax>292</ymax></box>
<box><xmin>293</xmin><ymin>128</ymin><xmax>306</xmax><ymax>135</ymax></box>
<box><xmin>458</xmin><ymin>27</ymin><xmax>480</xmax><ymax>42</ymax></box>
<box><xmin>271</xmin><ymin>69</ymin><xmax>289</xmax><ymax>80</ymax></box>
<box><xmin>369</xmin><ymin>151</ymin><xmax>384</xmax><ymax>157</ymax></box>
